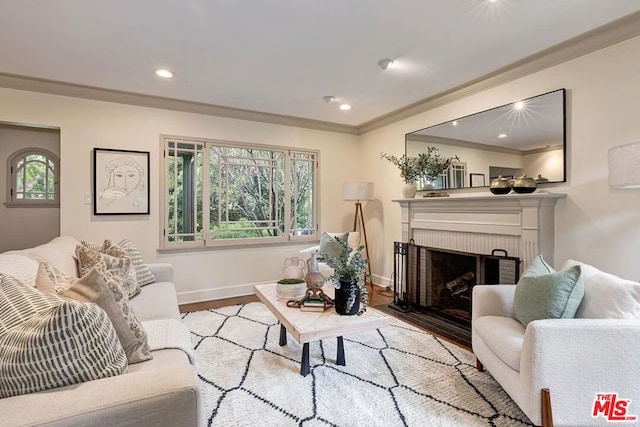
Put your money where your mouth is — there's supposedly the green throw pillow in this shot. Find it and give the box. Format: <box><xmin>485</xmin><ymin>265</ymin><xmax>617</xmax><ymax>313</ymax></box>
<box><xmin>318</xmin><ymin>232</ymin><xmax>349</xmax><ymax>259</ymax></box>
<box><xmin>513</xmin><ymin>255</ymin><xmax>585</xmax><ymax>327</ymax></box>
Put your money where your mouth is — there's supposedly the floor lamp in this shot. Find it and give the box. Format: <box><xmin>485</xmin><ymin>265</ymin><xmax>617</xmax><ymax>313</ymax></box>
<box><xmin>343</xmin><ymin>182</ymin><xmax>374</xmax><ymax>286</ymax></box>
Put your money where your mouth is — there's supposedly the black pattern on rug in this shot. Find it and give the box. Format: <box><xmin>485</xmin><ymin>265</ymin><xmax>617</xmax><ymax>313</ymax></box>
<box><xmin>182</xmin><ymin>302</ymin><xmax>532</xmax><ymax>427</ymax></box>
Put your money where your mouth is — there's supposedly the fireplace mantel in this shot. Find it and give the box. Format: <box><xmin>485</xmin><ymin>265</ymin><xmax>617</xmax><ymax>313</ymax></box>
<box><xmin>393</xmin><ymin>191</ymin><xmax>567</xmax><ymax>269</ymax></box>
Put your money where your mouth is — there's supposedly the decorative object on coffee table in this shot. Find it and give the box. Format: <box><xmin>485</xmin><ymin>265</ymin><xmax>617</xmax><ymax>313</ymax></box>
<box><xmin>512</xmin><ymin>174</ymin><xmax>537</xmax><ymax>193</ymax></box>
<box><xmin>490</xmin><ymin>175</ymin><xmax>513</xmax><ymax>194</ymax></box>
<box><xmin>334</xmin><ymin>280</ymin><xmax>361</xmax><ymax>315</ymax></box>
<box><xmin>304</xmin><ymin>252</ymin><xmax>324</xmax><ymax>290</ymax></box>
<box><xmin>322</xmin><ymin>236</ymin><xmax>369</xmax><ymax>315</ymax></box>
<box><xmin>287</xmin><ymin>252</ymin><xmax>334</xmax><ymax>309</ymax></box>
<box><xmin>283</xmin><ymin>257</ymin><xmax>306</xmax><ymax>280</ymax></box>
<box><xmin>275</xmin><ymin>278</ymin><xmax>306</xmax><ymax>300</ymax></box>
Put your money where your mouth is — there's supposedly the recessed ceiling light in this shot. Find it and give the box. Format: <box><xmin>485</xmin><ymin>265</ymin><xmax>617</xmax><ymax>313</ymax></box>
<box><xmin>339</xmin><ymin>104</ymin><xmax>351</xmax><ymax>111</ymax></box>
<box><xmin>498</xmin><ymin>133</ymin><xmax>508</xmax><ymax>138</ymax></box>
<box><xmin>452</xmin><ymin>120</ymin><xmax>458</xmax><ymax>126</ymax></box>
<box><xmin>487</xmin><ymin>0</ymin><xmax>498</xmax><ymax>4</ymax></box>
<box><xmin>155</xmin><ymin>69</ymin><xmax>174</xmax><ymax>79</ymax></box>
<box><xmin>514</xmin><ymin>101</ymin><xmax>525</xmax><ymax>110</ymax></box>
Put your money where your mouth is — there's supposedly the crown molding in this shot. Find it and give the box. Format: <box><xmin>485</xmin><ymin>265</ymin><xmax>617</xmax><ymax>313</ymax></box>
<box><xmin>0</xmin><ymin>73</ymin><xmax>359</xmax><ymax>135</ymax></box>
<box><xmin>1</xmin><ymin>10</ymin><xmax>639</xmax><ymax>137</ymax></box>
<box><xmin>357</xmin><ymin>10</ymin><xmax>640</xmax><ymax>135</ymax></box>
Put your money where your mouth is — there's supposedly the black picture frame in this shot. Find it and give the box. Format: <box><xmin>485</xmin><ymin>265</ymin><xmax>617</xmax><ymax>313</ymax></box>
<box><xmin>93</xmin><ymin>148</ymin><xmax>150</xmax><ymax>215</ymax></box>
<box><xmin>470</xmin><ymin>173</ymin><xmax>486</xmax><ymax>187</ymax></box>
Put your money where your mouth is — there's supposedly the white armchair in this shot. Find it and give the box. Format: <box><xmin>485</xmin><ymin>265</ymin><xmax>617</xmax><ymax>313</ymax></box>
<box><xmin>299</xmin><ymin>232</ymin><xmax>360</xmax><ymax>278</ymax></box>
<box><xmin>472</xmin><ymin>260</ymin><xmax>640</xmax><ymax>426</ymax></box>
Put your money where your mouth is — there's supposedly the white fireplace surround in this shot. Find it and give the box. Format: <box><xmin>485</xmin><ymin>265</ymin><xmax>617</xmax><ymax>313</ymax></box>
<box><xmin>394</xmin><ymin>191</ymin><xmax>566</xmax><ymax>270</ymax></box>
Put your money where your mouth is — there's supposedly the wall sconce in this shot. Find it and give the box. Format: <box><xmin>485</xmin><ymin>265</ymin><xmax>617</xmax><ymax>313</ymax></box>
<box><xmin>608</xmin><ymin>141</ymin><xmax>640</xmax><ymax>189</ymax></box>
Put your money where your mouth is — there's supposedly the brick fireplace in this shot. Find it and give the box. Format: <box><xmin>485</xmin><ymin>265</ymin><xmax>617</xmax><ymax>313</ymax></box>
<box><xmin>390</xmin><ymin>192</ymin><xmax>566</xmax><ymax>343</ymax></box>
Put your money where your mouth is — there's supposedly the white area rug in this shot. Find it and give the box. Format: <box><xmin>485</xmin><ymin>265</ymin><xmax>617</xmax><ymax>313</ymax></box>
<box><xmin>182</xmin><ymin>302</ymin><xmax>532</xmax><ymax>427</ymax></box>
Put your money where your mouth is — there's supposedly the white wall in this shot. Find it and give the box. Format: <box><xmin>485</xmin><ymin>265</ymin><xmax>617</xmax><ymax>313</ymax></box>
<box><xmin>0</xmin><ymin>124</ymin><xmax>60</xmax><ymax>252</ymax></box>
<box><xmin>0</xmin><ymin>89</ymin><xmax>360</xmax><ymax>302</ymax></box>
<box><xmin>361</xmin><ymin>35</ymin><xmax>640</xmax><ymax>284</ymax></box>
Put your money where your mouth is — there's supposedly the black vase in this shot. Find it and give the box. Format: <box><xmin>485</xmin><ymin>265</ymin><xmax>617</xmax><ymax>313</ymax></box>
<box><xmin>334</xmin><ymin>280</ymin><xmax>360</xmax><ymax>315</ymax></box>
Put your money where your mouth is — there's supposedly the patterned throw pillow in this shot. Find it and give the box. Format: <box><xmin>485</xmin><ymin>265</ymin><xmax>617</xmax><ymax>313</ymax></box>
<box><xmin>0</xmin><ymin>274</ymin><xmax>127</xmax><ymax>398</ymax></box>
<box><xmin>117</xmin><ymin>238</ymin><xmax>156</xmax><ymax>286</ymax></box>
<box><xmin>36</xmin><ymin>263</ymin><xmax>153</xmax><ymax>364</ymax></box>
<box><xmin>76</xmin><ymin>242</ymin><xmax>140</xmax><ymax>298</ymax></box>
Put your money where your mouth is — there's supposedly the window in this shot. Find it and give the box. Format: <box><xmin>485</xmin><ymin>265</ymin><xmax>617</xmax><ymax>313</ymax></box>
<box><xmin>6</xmin><ymin>148</ymin><xmax>59</xmax><ymax>206</ymax></box>
<box><xmin>161</xmin><ymin>136</ymin><xmax>318</xmax><ymax>248</ymax></box>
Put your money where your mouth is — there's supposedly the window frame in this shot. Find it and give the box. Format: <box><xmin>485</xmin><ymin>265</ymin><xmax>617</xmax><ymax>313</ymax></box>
<box><xmin>5</xmin><ymin>147</ymin><xmax>60</xmax><ymax>207</ymax></box>
<box><xmin>160</xmin><ymin>135</ymin><xmax>320</xmax><ymax>249</ymax></box>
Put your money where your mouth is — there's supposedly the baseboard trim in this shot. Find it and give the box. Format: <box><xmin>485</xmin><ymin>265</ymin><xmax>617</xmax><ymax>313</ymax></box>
<box><xmin>177</xmin><ymin>282</ymin><xmax>264</xmax><ymax>304</ymax></box>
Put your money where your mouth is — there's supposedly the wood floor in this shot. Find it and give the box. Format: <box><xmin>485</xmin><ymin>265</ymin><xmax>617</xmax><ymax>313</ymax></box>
<box><xmin>179</xmin><ymin>284</ymin><xmax>471</xmax><ymax>351</ymax></box>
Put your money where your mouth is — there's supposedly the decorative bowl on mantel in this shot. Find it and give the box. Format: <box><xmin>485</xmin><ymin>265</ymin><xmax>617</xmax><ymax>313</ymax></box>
<box><xmin>511</xmin><ymin>174</ymin><xmax>537</xmax><ymax>194</ymax></box>
<box><xmin>489</xmin><ymin>175</ymin><xmax>512</xmax><ymax>195</ymax></box>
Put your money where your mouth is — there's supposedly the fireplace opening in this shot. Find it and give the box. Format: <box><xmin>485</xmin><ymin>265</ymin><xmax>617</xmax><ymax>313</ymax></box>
<box><xmin>393</xmin><ymin>243</ymin><xmax>521</xmax><ymax>330</ymax></box>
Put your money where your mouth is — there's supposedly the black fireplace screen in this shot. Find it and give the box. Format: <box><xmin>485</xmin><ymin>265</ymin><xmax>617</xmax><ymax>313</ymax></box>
<box><xmin>392</xmin><ymin>242</ymin><xmax>520</xmax><ymax>326</ymax></box>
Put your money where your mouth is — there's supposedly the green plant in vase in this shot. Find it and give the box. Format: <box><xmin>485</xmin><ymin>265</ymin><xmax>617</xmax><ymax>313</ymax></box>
<box><xmin>321</xmin><ymin>236</ymin><xmax>369</xmax><ymax>315</ymax></box>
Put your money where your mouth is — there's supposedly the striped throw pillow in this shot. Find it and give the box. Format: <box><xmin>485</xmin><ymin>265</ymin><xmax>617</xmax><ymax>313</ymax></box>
<box><xmin>117</xmin><ymin>238</ymin><xmax>156</xmax><ymax>286</ymax></box>
<box><xmin>0</xmin><ymin>274</ymin><xmax>127</xmax><ymax>398</ymax></box>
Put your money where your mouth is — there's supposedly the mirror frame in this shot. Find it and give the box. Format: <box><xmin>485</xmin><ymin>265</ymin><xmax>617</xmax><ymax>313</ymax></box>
<box><xmin>405</xmin><ymin>88</ymin><xmax>567</xmax><ymax>191</ymax></box>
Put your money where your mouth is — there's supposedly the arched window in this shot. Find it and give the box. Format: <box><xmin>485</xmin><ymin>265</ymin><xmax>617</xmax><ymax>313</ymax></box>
<box><xmin>6</xmin><ymin>148</ymin><xmax>59</xmax><ymax>206</ymax></box>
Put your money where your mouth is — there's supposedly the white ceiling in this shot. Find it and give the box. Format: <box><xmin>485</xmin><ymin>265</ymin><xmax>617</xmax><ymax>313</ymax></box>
<box><xmin>1</xmin><ymin>1</ymin><xmax>640</xmax><ymax>127</ymax></box>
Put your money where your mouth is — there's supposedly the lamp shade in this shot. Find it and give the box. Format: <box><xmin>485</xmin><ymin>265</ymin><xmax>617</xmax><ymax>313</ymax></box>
<box><xmin>343</xmin><ymin>182</ymin><xmax>374</xmax><ymax>201</ymax></box>
<box><xmin>609</xmin><ymin>141</ymin><xmax>640</xmax><ymax>189</ymax></box>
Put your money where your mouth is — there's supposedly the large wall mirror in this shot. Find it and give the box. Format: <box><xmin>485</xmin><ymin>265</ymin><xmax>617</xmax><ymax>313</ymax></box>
<box><xmin>405</xmin><ymin>88</ymin><xmax>566</xmax><ymax>191</ymax></box>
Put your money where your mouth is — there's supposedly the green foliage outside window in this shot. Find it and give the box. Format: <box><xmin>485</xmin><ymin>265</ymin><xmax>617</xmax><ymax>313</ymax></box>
<box><xmin>165</xmin><ymin>139</ymin><xmax>317</xmax><ymax>246</ymax></box>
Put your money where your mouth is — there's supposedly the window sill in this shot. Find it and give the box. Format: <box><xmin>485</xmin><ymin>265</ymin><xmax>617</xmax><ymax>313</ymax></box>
<box><xmin>157</xmin><ymin>237</ymin><xmax>319</xmax><ymax>254</ymax></box>
<box><xmin>4</xmin><ymin>202</ymin><xmax>60</xmax><ymax>208</ymax></box>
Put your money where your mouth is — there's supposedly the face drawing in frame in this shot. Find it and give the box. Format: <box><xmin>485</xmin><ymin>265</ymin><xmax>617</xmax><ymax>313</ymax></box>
<box><xmin>100</xmin><ymin>156</ymin><xmax>145</xmax><ymax>207</ymax></box>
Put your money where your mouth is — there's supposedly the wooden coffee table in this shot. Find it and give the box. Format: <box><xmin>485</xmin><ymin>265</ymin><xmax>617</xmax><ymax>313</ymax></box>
<box><xmin>254</xmin><ymin>283</ymin><xmax>389</xmax><ymax>376</ymax></box>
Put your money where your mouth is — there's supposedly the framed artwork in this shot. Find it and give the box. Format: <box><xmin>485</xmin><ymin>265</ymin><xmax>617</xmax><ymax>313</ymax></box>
<box><xmin>93</xmin><ymin>148</ymin><xmax>150</xmax><ymax>215</ymax></box>
<box><xmin>470</xmin><ymin>173</ymin><xmax>486</xmax><ymax>187</ymax></box>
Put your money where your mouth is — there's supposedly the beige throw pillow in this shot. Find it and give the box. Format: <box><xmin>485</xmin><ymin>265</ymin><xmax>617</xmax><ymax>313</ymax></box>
<box><xmin>76</xmin><ymin>243</ymin><xmax>140</xmax><ymax>298</ymax></box>
<box><xmin>36</xmin><ymin>262</ymin><xmax>152</xmax><ymax>364</ymax></box>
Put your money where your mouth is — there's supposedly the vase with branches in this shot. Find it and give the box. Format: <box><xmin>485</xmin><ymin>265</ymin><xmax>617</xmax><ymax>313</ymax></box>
<box><xmin>380</xmin><ymin>152</ymin><xmax>423</xmax><ymax>198</ymax></box>
<box><xmin>321</xmin><ymin>236</ymin><xmax>369</xmax><ymax>315</ymax></box>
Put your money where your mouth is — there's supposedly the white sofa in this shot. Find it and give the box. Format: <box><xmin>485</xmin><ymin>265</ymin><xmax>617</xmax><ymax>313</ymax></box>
<box><xmin>472</xmin><ymin>259</ymin><xmax>640</xmax><ymax>426</ymax></box>
<box><xmin>0</xmin><ymin>236</ymin><xmax>200</xmax><ymax>427</ymax></box>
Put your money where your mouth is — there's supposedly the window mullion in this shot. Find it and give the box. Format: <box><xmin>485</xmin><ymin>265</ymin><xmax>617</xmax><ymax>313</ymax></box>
<box><xmin>284</xmin><ymin>152</ymin><xmax>291</xmax><ymax>238</ymax></box>
<box><xmin>202</xmin><ymin>145</ymin><xmax>211</xmax><ymax>246</ymax></box>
